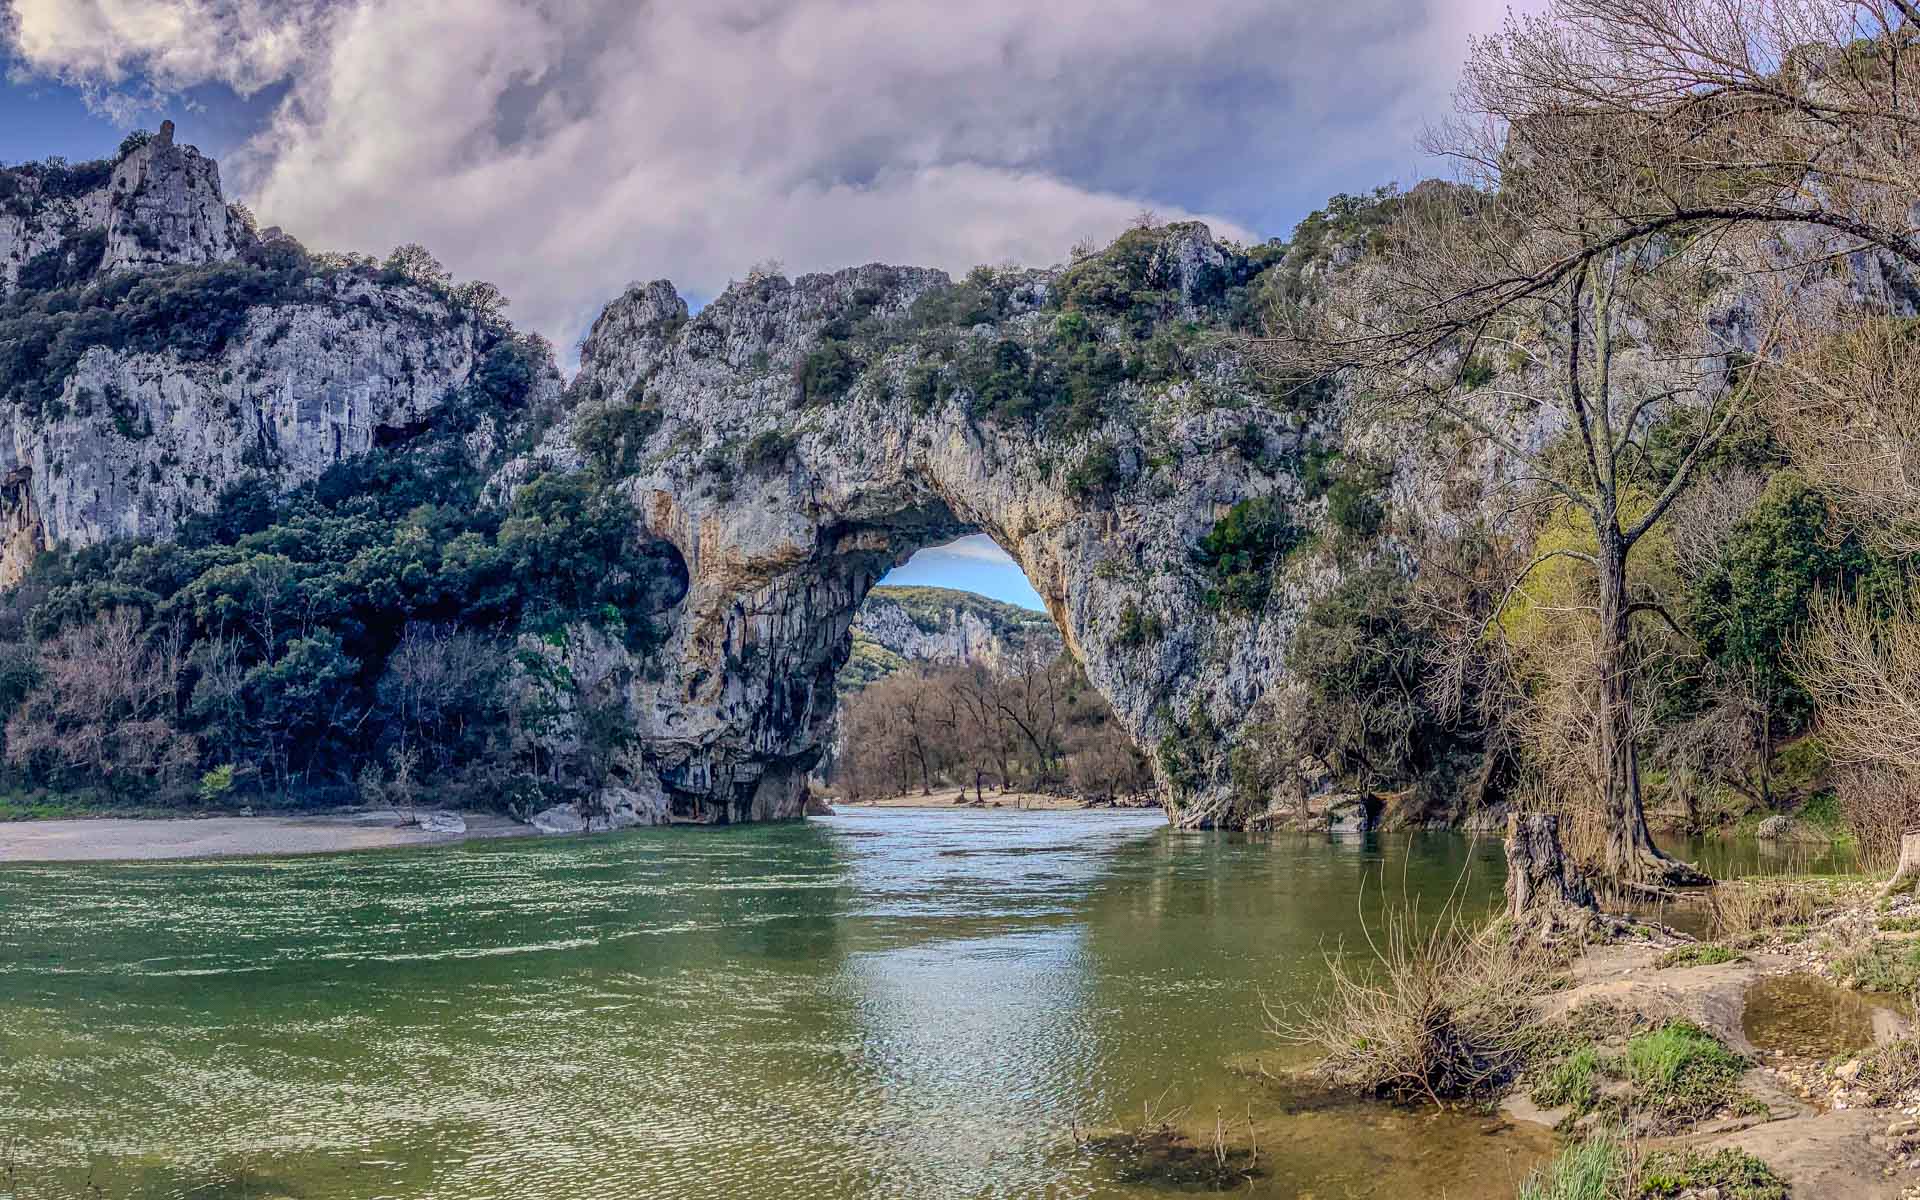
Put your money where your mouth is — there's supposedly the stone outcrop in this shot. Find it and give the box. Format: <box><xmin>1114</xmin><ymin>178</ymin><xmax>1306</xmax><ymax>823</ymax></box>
<box><xmin>2</xmin><ymin>121</ymin><xmax>237</xmax><ymax>296</ymax></box>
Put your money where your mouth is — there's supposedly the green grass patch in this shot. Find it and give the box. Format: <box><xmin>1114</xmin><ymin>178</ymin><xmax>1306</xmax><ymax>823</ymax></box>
<box><xmin>1517</xmin><ymin>1129</ymin><xmax>1630</xmax><ymax>1200</ymax></box>
<box><xmin>1655</xmin><ymin>943</ymin><xmax>1747</xmax><ymax>969</ymax></box>
<box><xmin>1531</xmin><ymin>1044</ymin><xmax>1603</xmax><ymax>1113</ymax></box>
<box><xmin>1877</xmin><ymin>915</ymin><xmax>1920</xmax><ymax>932</ymax></box>
<box><xmin>1621</xmin><ymin>1021</ymin><xmax>1748</xmax><ymax>1123</ymax></box>
<box><xmin>1637</xmin><ymin>1147</ymin><xmax>1787</xmax><ymax>1199</ymax></box>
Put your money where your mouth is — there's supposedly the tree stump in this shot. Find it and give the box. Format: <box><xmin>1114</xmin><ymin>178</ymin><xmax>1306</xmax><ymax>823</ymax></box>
<box><xmin>1880</xmin><ymin>831</ymin><xmax>1920</xmax><ymax>899</ymax></box>
<box><xmin>1505</xmin><ymin>813</ymin><xmax>1597</xmax><ymax>939</ymax></box>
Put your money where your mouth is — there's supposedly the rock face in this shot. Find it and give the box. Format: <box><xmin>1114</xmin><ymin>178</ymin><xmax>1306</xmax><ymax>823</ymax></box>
<box><xmin>841</xmin><ymin>584</ymin><xmax>1061</xmax><ymax>690</ymax></box>
<box><xmin>0</xmin><ymin>130</ymin><xmax>563</xmax><ymax>586</ymax></box>
<box><xmin>1</xmin><ymin>122</ymin><xmax>236</xmax><ymax>296</ymax></box>
<box><xmin>501</xmin><ymin>228</ymin><xmax>1339</xmax><ymax>829</ymax></box>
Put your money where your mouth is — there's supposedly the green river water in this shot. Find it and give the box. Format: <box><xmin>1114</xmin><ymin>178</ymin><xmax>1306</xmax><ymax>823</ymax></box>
<box><xmin>4</xmin><ymin>807</ymin><xmax>1787</xmax><ymax>1200</ymax></box>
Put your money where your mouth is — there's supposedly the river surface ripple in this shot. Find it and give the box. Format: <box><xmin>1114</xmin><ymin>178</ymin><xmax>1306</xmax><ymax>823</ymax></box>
<box><xmin>0</xmin><ymin>808</ymin><xmax>1567</xmax><ymax>1199</ymax></box>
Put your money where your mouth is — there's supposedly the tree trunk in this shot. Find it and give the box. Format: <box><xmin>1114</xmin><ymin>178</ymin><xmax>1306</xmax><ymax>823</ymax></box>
<box><xmin>1595</xmin><ymin>532</ymin><xmax>1709</xmax><ymax>889</ymax></box>
<box><xmin>1505</xmin><ymin>813</ymin><xmax>1597</xmax><ymax>939</ymax></box>
<box><xmin>1880</xmin><ymin>831</ymin><xmax>1920</xmax><ymax>899</ymax></box>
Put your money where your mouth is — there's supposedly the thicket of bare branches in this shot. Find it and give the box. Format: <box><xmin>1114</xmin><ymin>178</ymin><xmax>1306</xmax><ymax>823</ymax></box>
<box><xmin>831</xmin><ymin>653</ymin><xmax>1151</xmax><ymax>803</ymax></box>
<box><xmin>1768</xmin><ymin>313</ymin><xmax>1920</xmax><ymax>555</ymax></box>
<box><xmin>4</xmin><ymin>608</ymin><xmax>197</xmax><ymax>795</ymax></box>
<box><xmin>1791</xmin><ymin>594</ymin><xmax>1920</xmax><ymax>863</ymax></box>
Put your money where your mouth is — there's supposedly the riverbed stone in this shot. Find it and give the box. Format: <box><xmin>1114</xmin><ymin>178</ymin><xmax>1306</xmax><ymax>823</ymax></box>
<box><xmin>419</xmin><ymin>811</ymin><xmax>467</xmax><ymax>835</ymax></box>
<box><xmin>530</xmin><ymin>805</ymin><xmax>588</xmax><ymax>835</ymax></box>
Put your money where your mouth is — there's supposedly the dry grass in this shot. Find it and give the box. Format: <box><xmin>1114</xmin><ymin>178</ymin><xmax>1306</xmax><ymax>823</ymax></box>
<box><xmin>1267</xmin><ymin>892</ymin><xmax>1564</xmax><ymax>1107</ymax></box>
<box><xmin>1707</xmin><ymin>880</ymin><xmax>1819</xmax><ymax>946</ymax></box>
<box><xmin>1855</xmin><ymin>1039</ymin><xmax>1920</xmax><ymax>1107</ymax></box>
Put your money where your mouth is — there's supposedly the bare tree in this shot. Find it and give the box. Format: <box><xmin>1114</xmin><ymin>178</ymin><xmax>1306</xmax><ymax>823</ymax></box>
<box><xmin>1794</xmin><ymin>592</ymin><xmax>1920</xmax><ymax>775</ymax></box>
<box><xmin>1439</xmin><ymin>1</ymin><xmax>1920</xmax><ymax>314</ymax></box>
<box><xmin>6</xmin><ymin>609</ymin><xmax>197</xmax><ymax>794</ymax></box>
<box><xmin>1274</xmin><ymin>196</ymin><xmax>1744</xmax><ymax>885</ymax></box>
<box><xmin>1791</xmin><ymin>592</ymin><xmax>1920</xmax><ymax>866</ymax></box>
<box><xmin>380</xmin><ymin>623</ymin><xmax>508</xmax><ymax>775</ymax></box>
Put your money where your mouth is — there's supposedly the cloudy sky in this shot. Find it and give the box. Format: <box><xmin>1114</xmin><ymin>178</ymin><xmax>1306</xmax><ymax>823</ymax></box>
<box><xmin>0</xmin><ymin>0</ymin><xmax>1529</xmax><ymax>606</ymax></box>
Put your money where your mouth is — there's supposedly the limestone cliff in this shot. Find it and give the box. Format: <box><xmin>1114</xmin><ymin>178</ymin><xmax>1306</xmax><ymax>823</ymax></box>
<box><xmin>0</xmin><ymin>128</ymin><xmax>563</xmax><ymax>586</ymax></box>
<box><xmin>1</xmin><ymin>122</ymin><xmax>236</xmax><ymax>296</ymax></box>
<box><xmin>841</xmin><ymin>585</ymin><xmax>1062</xmax><ymax>691</ymax></box>
<box><xmin>0</xmin><ymin>134</ymin><xmax>1529</xmax><ymax>830</ymax></box>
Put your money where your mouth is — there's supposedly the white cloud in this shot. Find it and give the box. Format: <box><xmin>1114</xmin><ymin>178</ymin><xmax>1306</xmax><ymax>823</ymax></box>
<box><xmin>8</xmin><ymin>0</ymin><xmax>328</xmax><ymax>92</ymax></box>
<box><xmin>5</xmin><ymin>0</ymin><xmax>1537</xmax><ymax>355</ymax></box>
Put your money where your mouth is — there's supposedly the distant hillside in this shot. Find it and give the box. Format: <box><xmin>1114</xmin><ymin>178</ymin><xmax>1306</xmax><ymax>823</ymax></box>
<box><xmin>839</xmin><ymin>585</ymin><xmax>1062</xmax><ymax>692</ymax></box>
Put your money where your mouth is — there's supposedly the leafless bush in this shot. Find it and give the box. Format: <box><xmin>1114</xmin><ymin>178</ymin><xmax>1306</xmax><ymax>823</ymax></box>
<box><xmin>1707</xmin><ymin>879</ymin><xmax>1819</xmax><ymax>944</ymax></box>
<box><xmin>1768</xmin><ymin>313</ymin><xmax>1920</xmax><ymax>556</ymax></box>
<box><xmin>1835</xmin><ymin>764</ymin><xmax>1920</xmax><ymax>872</ymax></box>
<box><xmin>1792</xmin><ymin>592</ymin><xmax>1920</xmax><ymax>862</ymax></box>
<box><xmin>1268</xmin><ymin>891</ymin><xmax>1561</xmax><ymax>1107</ymax></box>
<box><xmin>4</xmin><ymin>608</ymin><xmax>197</xmax><ymax>794</ymax></box>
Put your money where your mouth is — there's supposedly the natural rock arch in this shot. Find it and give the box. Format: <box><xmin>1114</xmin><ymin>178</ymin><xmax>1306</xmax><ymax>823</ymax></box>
<box><xmin>507</xmin><ymin>228</ymin><xmax>1327</xmax><ymax>830</ymax></box>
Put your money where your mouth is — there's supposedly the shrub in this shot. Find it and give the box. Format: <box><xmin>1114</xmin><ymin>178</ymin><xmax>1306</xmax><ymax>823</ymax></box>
<box><xmin>1326</xmin><ymin>475</ymin><xmax>1386</xmax><ymax>540</ymax></box>
<box><xmin>573</xmin><ymin>401</ymin><xmax>663</xmax><ymax>478</ymax></box>
<box><xmin>1707</xmin><ymin>880</ymin><xmax>1819</xmax><ymax>945</ymax></box>
<box><xmin>907</xmin><ymin>364</ymin><xmax>949</xmax><ymax>414</ymax></box>
<box><xmin>199</xmin><ymin>764</ymin><xmax>235</xmax><ymax>805</ymax></box>
<box><xmin>1194</xmin><ymin>496</ymin><xmax>1303</xmax><ymax>614</ymax></box>
<box><xmin>908</xmin><ymin>275</ymin><xmax>1002</xmax><ymax>329</ymax></box>
<box><xmin>1654</xmin><ymin>943</ymin><xmax>1745</xmax><ymax>969</ymax></box>
<box><xmin>797</xmin><ymin>340</ymin><xmax>861</xmax><ymax>404</ymax></box>
<box><xmin>1637</xmin><ymin>1148</ymin><xmax>1786</xmax><ymax>1200</ymax></box>
<box><xmin>1459</xmin><ymin>355</ymin><xmax>1496</xmax><ymax>391</ymax></box>
<box><xmin>958</xmin><ymin>337</ymin><xmax>1061</xmax><ymax>421</ymax></box>
<box><xmin>1531</xmin><ymin>1043</ymin><xmax>1603</xmax><ymax>1112</ymax></box>
<box><xmin>1272</xmin><ymin>900</ymin><xmax>1560</xmax><ymax>1105</ymax></box>
<box><xmin>1515</xmin><ymin>1129</ymin><xmax>1629</xmax><ymax>1200</ymax></box>
<box><xmin>1064</xmin><ymin>444</ymin><xmax>1125</xmax><ymax>499</ymax></box>
<box><xmin>1282</xmin><ymin>566</ymin><xmax>1446</xmax><ymax>791</ymax></box>
<box><xmin>1834</xmin><ymin>938</ymin><xmax>1920</xmax><ymax>995</ymax></box>
<box><xmin>1115</xmin><ymin>602</ymin><xmax>1164</xmax><ymax>648</ymax></box>
<box><xmin>15</xmin><ymin>229</ymin><xmax>107</xmax><ymax>293</ymax></box>
<box><xmin>1156</xmin><ymin>703</ymin><xmax>1220</xmax><ymax>800</ymax></box>
<box><xmin>742</xmin><ymin>429</ymin><xmax>796</xmax><ymax>471</ymax></box>
<box><xmin>1854</xmin><ymin>1037</ymin><xmax>1920</xmax><ymax>1105</ymax></box>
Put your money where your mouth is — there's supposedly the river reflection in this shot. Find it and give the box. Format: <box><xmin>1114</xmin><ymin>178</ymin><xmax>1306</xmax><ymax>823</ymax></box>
<box><xmin>0</xmin><ymin>811</ymin><xmax>1555</xmax><ymax>1199</ymax></box>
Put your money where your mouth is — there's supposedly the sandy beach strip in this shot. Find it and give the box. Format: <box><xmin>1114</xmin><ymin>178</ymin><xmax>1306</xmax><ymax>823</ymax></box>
<box><xmin>0</xmin><ymin>811</ymin><xmax>534</xmax><ymax>864</ymax></box>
